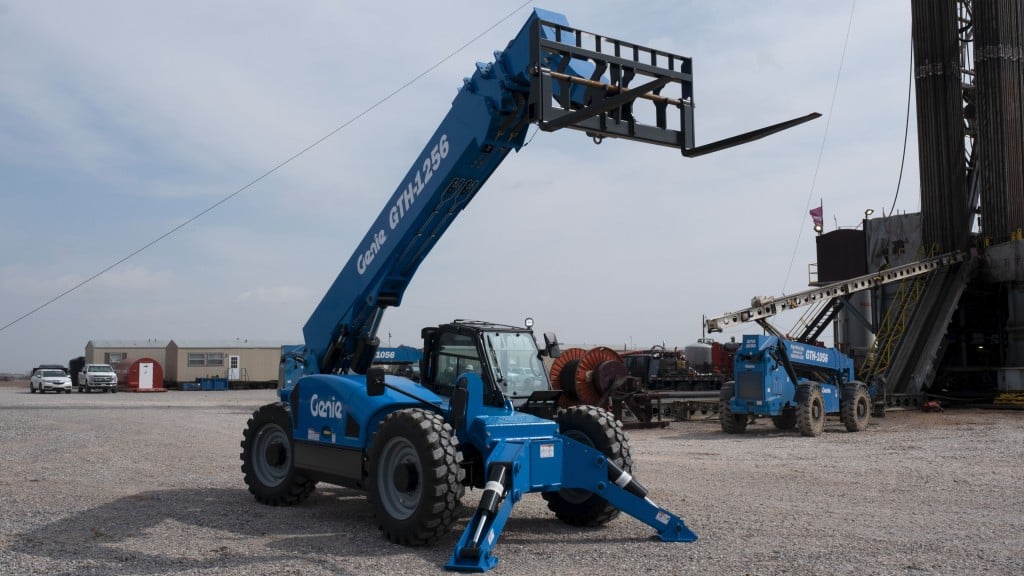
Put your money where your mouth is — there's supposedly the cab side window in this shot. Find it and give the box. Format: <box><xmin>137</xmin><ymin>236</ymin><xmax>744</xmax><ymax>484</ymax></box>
<box><xmin>435</xmin><ymin>332</ymin><xmax>481</xmax><ymax>394</ymax></box>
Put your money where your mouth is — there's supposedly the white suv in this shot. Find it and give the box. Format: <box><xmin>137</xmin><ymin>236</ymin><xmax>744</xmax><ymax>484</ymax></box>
<box><xmin>78</xmin><ymin>364</ymin><xmax>119</xmax><ymax>393</ymax></box>
<box><xmin>30</xmin><ymin>369</ymin><xmax>73</xmax><ymax>394</ymax></box>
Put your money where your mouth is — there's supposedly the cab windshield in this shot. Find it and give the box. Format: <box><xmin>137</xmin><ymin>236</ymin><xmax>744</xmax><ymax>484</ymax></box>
<box><xmin>483</xmin><ymin>331</ymin><xmax>548</xmax><ymax>400</ymax></box>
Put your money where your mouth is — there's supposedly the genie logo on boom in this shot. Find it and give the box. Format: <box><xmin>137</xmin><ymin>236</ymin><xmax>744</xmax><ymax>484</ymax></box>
<box><xmin>310</xmin><ymin>394</ymin><xmax>345</xmax><ymax>419</ymax></box>
<box><xmin>356</xmin><ymin>134</ymin><xmax>450</xmax><ymax>276</ymax></box>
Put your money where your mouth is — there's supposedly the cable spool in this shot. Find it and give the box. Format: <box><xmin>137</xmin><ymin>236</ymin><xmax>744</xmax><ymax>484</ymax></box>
<box><xmin>576</xmin><ymin>347</ymin><xmax>627</xmax><ymax>407</ymax></box>
<box><xmin>549</xmin><ymin>348</ymin><xmax>586</xmax><ymax>406</ymax></box>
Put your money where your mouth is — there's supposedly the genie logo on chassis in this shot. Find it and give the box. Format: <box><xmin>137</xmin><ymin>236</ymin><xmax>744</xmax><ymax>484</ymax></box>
<box><xmin>310</xmin><ymin>394</ymin><xmax>345</xmax><ymax>419</ymax></box>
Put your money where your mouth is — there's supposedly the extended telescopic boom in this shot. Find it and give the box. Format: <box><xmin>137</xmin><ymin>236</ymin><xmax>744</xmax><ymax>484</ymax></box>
<box><xmin>282</xmin><ymin>8</ymin><xmax>819</xmax><ymax>386</ymax></box>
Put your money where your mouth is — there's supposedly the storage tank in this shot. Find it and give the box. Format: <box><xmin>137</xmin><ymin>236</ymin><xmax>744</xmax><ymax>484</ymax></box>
<box><xmin>685</xmin><ymin>340</ymin><xmax>713</xmax><ymax>372</ymax></box>
<box><xmin>686</xmin><ymin>338</ymin><xmax>739</xmax><ymax>374</ymax></box>
<box><xmin>115</xmin><ymin>357</ymin><xmax>166</xmax><ymax>392</ymax></box>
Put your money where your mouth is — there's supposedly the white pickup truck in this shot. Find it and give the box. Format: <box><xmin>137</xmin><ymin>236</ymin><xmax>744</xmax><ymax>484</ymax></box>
<box><xmin>78</xmin><ymin>363</ymin><xmax>118</xmax><ymax>393</ymax></box>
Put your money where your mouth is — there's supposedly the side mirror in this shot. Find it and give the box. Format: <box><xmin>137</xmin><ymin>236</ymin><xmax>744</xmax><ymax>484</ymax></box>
<box><xmin>543</xmin><ymin>332</ymin><xmax>561</xmax><ymax>358</ymax></box>
<box><xmin>367</xmin><ymin>367</ymin><xmax>386</xmax><ymax>396</ymax></box>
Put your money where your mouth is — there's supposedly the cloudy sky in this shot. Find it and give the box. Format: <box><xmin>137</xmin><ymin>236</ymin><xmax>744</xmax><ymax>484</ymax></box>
<box><xmin>0</xmin><ymin>0</ymin><xmax>918</xmax><ymax>373</ymax></box>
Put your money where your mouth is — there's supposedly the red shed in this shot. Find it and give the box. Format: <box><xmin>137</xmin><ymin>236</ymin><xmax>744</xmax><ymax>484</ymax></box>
<box><xmin>115</xmin><ymin>357</ymin><xmax>166</xmax><ymax>392</ymax></box>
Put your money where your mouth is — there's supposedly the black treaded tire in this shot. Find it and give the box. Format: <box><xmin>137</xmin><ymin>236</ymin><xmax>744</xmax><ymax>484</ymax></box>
<box><xmin>240</xmin><ymin>402</ymin><xmax>317</xmax><ymax>506</ymax></box>
<box><xmin>841</xmin><ymin>383</ymin><xmax>871</xmax><ymax>432</ymax></box>
<box><xmin>719</xmin><ymin>381</ymin><xmax>748</xmax><ymax>434</ymax></box>
<box><xmin>543</xmin><ymin>405</ymin><xmax>631</xmax><ymax>526</ymax></box>
<box><xmin>366</xmin><ymin>408</ymin><xmax>463</xmax><ymax>546</ymax></box>
<box><xmin>796</xmin><ymin>384</ymin><xmax>826</xmax><ymax>437</ymax></box>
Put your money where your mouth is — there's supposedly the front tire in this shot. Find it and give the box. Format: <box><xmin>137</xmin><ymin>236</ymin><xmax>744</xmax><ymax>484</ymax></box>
<box><xmin>719</xmin><ymin>381</ymin><xmax>748</xmax><ymax>434</ymax></box>
<box><xmin>240</xmin><ymin>402</ymin><xmax>316</xmax><ymax>506</ymax></box>
<box><xmin>797</xmin><ymin>384</ymin><xmax>826</xmax><ymax>437</ymax></box>
<box><xmin>367</xmin><ymin>408</ymin><xmax>463</xmax><ymax>546</ymax></box>
<box><xmin>543</xmin><ymin>405</ymin><xmax>631</xmax><ymax>526</ymax></box>
<box><xmin>841</xmin><ymin>384</ymin><xmax>871</xmax><ymax>432</ymax></box>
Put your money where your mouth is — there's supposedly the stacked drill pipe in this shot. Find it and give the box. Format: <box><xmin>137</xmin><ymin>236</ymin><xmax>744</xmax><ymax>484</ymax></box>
<box><xmin>912</xmin><ymin>0</ymin><xmax>970</xmax><ymax>251</ymax></box>
<box><xmin>975</xmin><ymin>0</ymin><xmax>1024</xmax><ymax>243</ymax></box>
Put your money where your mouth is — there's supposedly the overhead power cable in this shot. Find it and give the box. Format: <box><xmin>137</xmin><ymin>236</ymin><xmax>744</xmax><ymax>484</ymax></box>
<box><xmin>780</xmin><ymin>0</ymin><xmax>858</xmax><ymax>295</ymax></box>
<box><xmin>0</xmin><ymin>1</ymin><xmax>533</xmax><ymax>335</ymax></box>
<box><xmin>888</xmin><ymin>29</ymin><xmax>915</xmax><ymax>217</ymax></box>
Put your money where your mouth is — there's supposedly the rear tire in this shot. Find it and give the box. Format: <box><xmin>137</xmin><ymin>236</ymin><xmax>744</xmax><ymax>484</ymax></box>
<box><xmin>30</xmin><ymin>385</ymin><xmax>36</xmax><ymax>394</ymax></box>
<box><xmin>842</xmin><ymin>384</ymin><xmax>871</xmax><ymax>432</ymax></box>
<box><xmin>543</xmin><ymin>405</ymin><xmax>631</xmax><ymax>526</ymax></box>
<box><xmin>367</xmin><ymin>408</ymin><xmax>463</xmax><ymax>546</ymax></box>
<box><xmin>240</xmin><ymin>402</ymin><xmax>317</xmax><ymax>506</ymax></box>
<box><xmin>796</xmin><ymin>384</ymin><xmax>825</xmax><ymax>437</ymax></box>
<box><xmin>719</xmin><ymin>381</ymin><xmax>748</xmax><ymax>434</ymax></box>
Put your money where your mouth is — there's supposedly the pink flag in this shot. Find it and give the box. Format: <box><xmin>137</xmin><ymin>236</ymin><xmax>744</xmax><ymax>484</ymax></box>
<box><xmin>809</xmin><ymin>205</ymin><xmax>823</xmax><ymax>228</ymax></box>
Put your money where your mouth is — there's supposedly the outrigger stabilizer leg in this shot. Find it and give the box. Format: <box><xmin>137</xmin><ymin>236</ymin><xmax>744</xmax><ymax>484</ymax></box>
<box><xmin>447</xmin><ymin>463</ymin><xmax>512</xmax><ymax>572</ymax></box>
<box><xmin>445</xmin><ymin>437</ymin><xmax>697</xmax><ymax>572</ymax></box>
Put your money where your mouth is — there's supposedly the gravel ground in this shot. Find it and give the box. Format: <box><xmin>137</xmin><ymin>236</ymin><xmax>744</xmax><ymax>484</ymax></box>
<box><xmin>1</xmin><ymin>383</ymin><xmax>1022</xmax><ymax>576</ymax></box>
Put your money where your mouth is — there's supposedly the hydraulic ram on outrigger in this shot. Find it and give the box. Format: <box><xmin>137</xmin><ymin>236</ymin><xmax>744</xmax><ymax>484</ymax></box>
<box><xmin>445</xmin><ymin>375</ymin><xmax>697</xmax><ymax>572</ymax></box>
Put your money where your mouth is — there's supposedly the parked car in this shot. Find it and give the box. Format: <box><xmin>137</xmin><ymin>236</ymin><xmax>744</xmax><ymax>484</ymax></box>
<box><xmin>30</xmin><ymin>369</ymin><xmax>73</xmax><ymax>394</ymax></box>
<box><xmin>78</xmin><ymin>364</ymin><xmax>118</xmax><ymax>393</ymax></box>
<box><xmin>32</xmin><ymin>364</ymin><xmax>69</xmax><ymax>375</ymax></box>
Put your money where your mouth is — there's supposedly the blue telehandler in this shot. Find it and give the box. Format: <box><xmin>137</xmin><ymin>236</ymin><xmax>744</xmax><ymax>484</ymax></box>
<box><xmin>720</xmin><ymin>335</ymin><xmax>875</xmax><ymax>436</ymax></box>
<box><xmin>240</xmin><ymin>8</ymin><xmax>819</xmax><ymax>572</ymax></box>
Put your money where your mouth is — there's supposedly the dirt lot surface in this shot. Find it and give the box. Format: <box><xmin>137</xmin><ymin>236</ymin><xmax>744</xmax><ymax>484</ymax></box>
<box><xmin>1</xmin><ymin>384</ymin><xmax>1021</xmax><ymax>575</ymax></box>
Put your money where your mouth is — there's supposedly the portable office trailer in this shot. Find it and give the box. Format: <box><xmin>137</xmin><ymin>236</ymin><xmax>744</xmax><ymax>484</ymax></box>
<box><xmin>85</xmin><ymin>340</ymin><xmax>169</xmax><ymax>371</ymax></box>
<box><xmin>166</xmin><ymin>340</ymin><xmax>282</xmax><ymax>388</ymax></box>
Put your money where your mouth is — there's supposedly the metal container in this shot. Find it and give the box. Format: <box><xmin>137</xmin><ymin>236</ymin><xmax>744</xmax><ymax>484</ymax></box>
<box><xmin>684</xmin><ymin>341</ymin><xmax>713</xmax><ymax>371</ymax></box>
<box><xmin>115</xmin><ymin>357</ymin><xmax>165</xmax><ymax>392</ymax></box>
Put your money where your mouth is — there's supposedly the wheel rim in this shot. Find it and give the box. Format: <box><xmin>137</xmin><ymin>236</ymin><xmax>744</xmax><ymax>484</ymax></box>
<box><xmin>377</xmin><ymin>436</ymin><xmax>421</xmax><ymax>520</ymax></box>
<box><xmin>812</xmin><ymin>398</ymin><xmax>823</xmax><ymax>421</ymax></box>
<box><xmin>857</xmin><ymin>397</ymin><xmax>869</xmax><ymax>419</ymax></box>
<box><xmin>253</xmin><ymin>423</ymin><xmax>291</xmax><ymax>488</ymax></box>
<box><xmin>560</xmin><ymin>430</ymin><xmax>595</xmax><ymax>503</ymax></box>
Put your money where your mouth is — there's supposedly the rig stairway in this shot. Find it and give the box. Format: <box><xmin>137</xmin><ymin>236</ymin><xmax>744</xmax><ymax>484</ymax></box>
<box><xmin>862</xmin><ymin>257</ymin><xmax>978</xmax><ymax>402</ymax></box>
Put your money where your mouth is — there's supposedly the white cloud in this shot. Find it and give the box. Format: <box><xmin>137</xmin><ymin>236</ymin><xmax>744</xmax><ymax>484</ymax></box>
<box><xmin>0</xmin><ymin>1</ymin><xmax>923</xmax><ymax>371</ymax></box>
<box><xmin>91</xmin><ymin>266</ymin><xmax>173</xmax><ymax>291</ymax></box>
<box><xmin>237</xmin><ymin>286</ymin><xmax>312</xmax><ymax>304</ymax></box>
